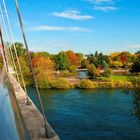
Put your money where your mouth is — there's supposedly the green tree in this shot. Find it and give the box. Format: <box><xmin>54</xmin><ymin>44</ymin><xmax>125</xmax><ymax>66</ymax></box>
<box><xmin>33</xmin><ymin>51</ymin><xmax>50</xmax><ymax>58</ymax></box>
<box><xmin>95</xmin><ymin>51</ymin><xmax>98</xmax><ymax>58</ymax></box>
<box><xmin>18</xmin><ymin>56</ymin><xmax>32</xmax><ymax>85</ymax></box>
<box><xmin>11</xmin><ymin>42</ymin><xmax>26</xmax><ymax>57</ymax></box>
<box><xmin>102</xmin><ymin>61</ymin><xmax>108</xmax><ymax>69</ymax></box>
<box><xmin>103</xmin><ymin>68</ymin><xmax>112</xmax><ymax>78</ymax></box>
<box><xmin>87</xmin><ymin>52</ymin><xmax>109</xmax><ymax>67</ymax></box>
<box><xmin>81</xmin><ymin>59</ymin><xmax>89</xmax><ymax>68</ymax></box>
<box><xmin>54</xmin><ymin>51</ymin><xmax>69</xmax><ymax>70</ymax></box>
<box><xmin>130</xmin><ymin>57</ymin><xmax>140</xmax><ymax>73</ymax></box>
<box><xmin>76</xmin><ymin>53</ymin><xmax>83</xmax><ymax>60</ymax></box>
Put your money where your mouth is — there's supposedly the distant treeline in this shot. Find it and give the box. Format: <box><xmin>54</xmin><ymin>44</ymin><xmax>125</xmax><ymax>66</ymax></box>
<box><xmin>0</xmin><ymin>42</ymin><xmax>140</xmax><ymax>89</ymax></box>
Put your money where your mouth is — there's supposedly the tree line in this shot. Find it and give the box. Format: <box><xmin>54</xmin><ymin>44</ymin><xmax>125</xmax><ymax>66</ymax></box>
<box><xmin>0</xmin><ymin>42</ymin><xmax>139</xmax><ymax>88</ymax></box>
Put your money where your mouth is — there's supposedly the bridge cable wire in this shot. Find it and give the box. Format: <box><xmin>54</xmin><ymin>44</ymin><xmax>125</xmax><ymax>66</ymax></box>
<box><xmin>0</xmin><ymin>6</ymin><xmax>18</xmax><ymax>81</ymax></box>
<box><xmin>0</xmin><ymin>21</ymin><xmax>10</xmax><ymax>68</ymax></box>
<box><xmin>14</xmin><ymin>0</ymin><xmax>55</xmax><ymax>138</ymax></box>
<box><xmin>0</xmin><ymin>27</ymin><xmax>11</xmax><ymax>68</ymax></box>
<box><xmin>0</xmin><ymin>26</ymin><xmax>8</xmax><ymax>72</ymax></box>
<box><xmin>1</xmin><ymin>0</ymin><xmax>30</xmax><ymax>105</ymax></box>
<box><xmin>0</xmin><ymin>24</ymin><xmax>10</xmax><ymax>70</ymax></box>
<box><xmin>0</xmin><ymin>5</ymin><xmax>20</xmax><ymax>82</ymax></box>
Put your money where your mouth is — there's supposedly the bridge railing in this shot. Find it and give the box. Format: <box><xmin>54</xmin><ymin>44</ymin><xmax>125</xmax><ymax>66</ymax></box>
<box><xmin>0</xmin><ymin>67</ymin><xmax>31</xmax><ymax>140</ymax></box>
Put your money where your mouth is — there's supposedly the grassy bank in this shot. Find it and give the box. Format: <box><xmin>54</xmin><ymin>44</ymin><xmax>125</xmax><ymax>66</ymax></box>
<box><xmin>35</xmin><ymin>77</ymin><xmax>140</xmax><ymax>89</ymax></box>
<box><xmin>77</xmin><ymin>79</ymin><xmax>134</xmax><ymax>89</ymax></box>
<box><xmin>111</xmin><ymin>75</ymin><xmax>129</xmax><ymax>82</ymax></box>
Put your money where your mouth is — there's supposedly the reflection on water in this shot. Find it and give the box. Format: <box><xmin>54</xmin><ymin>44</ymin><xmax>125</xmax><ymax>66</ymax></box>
<box><xmin>123</xmin><ymin>89</ymin><xmax>140</xmax><ymax>121</ymax></box>
<box><xmin>132</xmin><ymin>89</ymin><xmax>140</xmax><ymax>121</ymax></box>
<box><xmin>28</xmin><ymin>88</ymin><xmax>140</xmax><ymax>140</ymax></box>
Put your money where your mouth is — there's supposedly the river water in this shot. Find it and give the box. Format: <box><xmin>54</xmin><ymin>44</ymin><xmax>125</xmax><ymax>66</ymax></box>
<box><xmin>27</xmin><ymin>88</ymin><xmax>140</xmax><ymax>140</ymax></box>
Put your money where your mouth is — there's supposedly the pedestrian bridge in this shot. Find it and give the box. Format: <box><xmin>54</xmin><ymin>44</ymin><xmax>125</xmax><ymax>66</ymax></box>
<box><xmin>0</xmin><ymin>67</ymin><xmax>60</xmax><ymax>140</ymax></box>
<box><xmin>0</xmin><ymin>0</ymin><xmax>60</xmax><ymax>139</ymax></box>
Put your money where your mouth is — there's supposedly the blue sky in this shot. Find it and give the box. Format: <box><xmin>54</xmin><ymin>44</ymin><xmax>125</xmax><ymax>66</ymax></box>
<box><xmin>1</xmin><ymin>0</ymin><xmax>140</xmax><ymax>54</ymax></box>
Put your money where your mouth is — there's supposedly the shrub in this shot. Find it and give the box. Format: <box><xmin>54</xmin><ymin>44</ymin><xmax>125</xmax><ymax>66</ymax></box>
<box><xmin>107</xmin><ymin>82</ymin><xmax>115</xmax><ymax>88</ymax></box>
<box><xmin>78</xmin><ymin>79</ymin><xmax>97</xmax><ymax>89</ymax></box>
<box><xmin>129</xmin><ymin>76</ymin><xmax>140</xmax><ymax>88</ymax></box>
<box><xmin>115</xmin><ymin>80</ymin><xmax>124</xmax><ymax>88</ymax></box>
<box><xmin>52</xmin><ymin>78</ymin><xmax>70</xmax><ymax>89</ymax></box>
<box><xmin>37</xmin><ymin>76</ymin><xmax>53</xmax><ymax>89</ymax></box>
<box><xmin>98</xmin><ymin>82</ymin><xmax>115</xmax><ymax>88</ymax></box>
<box><xmin>123</xmin><ymin>82</ymin><xmax>133</xmax><ymax>88</ymax></box>
<box><xmin>68</xmin><ymin>65</ymin><xmax>77</xmax><ymax>73</ymax></box>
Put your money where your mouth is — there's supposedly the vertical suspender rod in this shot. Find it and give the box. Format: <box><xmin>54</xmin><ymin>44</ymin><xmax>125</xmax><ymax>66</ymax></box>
<box><xmin>2</xmin><ymin>0</ymin><xmax>30</xmax><ymax>105</ymax></box>
<box><xmin>14</xmin><ymin>0</ymin><xmax>54</xmax><ymax>138</ymax></box>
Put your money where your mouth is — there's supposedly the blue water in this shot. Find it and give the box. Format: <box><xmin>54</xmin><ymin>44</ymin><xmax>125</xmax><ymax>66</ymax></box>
<box><xmin>78</xmin><ymin>71</ymin><xmax>87</xmax><ymax>79</ymax></box>
<box><xmin>27</xmin><ymin>88</ymin><xmax>140</xmax><ymax>140</ymax></box>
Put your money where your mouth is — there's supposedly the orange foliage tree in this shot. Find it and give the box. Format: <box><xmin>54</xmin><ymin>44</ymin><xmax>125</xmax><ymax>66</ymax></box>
<box><xmin>66</xmin><ymin>50</ymin><xmax>80</xmax><ymax>66</ymax></box>
<box><xmin>32</xmin><ymin>56</ymin><xmax>54</xmax><ymax>77</ymax></box>
<box><xmin>32</xmin><ymin>56</ymin><xmax>55</xmax><ymax>88</ymax></box>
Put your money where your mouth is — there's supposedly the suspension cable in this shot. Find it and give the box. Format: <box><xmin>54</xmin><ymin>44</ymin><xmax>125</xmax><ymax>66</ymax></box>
<box><xmin>1</xmin><ymin>0</ymin><xmax>30</xmax><ymax>105</ymax></box>
<box><xmin>0</xmin><ymin>26</ymin><xmax>8</xmax><ymax>72</ymax></box>
<box><xmin>14</xmin><ymin>0</ymin><xmax>53</xmax><ymax>138</ymax></box>
<box><xmin>0</xmin><ymin>22</ymin><xmax>11</xmax><ymax>69</ymax></box>
<box><xmin>0</xmin><ymin>27</ymin><xmax>11</xmax><ymax>67</ymax></box>
<box><xmin>0</xmin><ymin>5</ymin><xmax>20</xmax><ymax>82</ymax></box>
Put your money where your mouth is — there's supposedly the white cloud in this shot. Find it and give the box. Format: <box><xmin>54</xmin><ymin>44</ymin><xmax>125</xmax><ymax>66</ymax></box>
<box><xmin>52</xmin><ymin>10</ymin><xmax>94</xmax><ymax>20</ymax></box>
<box><xmin>94</xmin><ymin>6</ymin><xmax>117</xmax><ymax>11</ymax></box>
<box><xmin>128</xmin><ymin>44</ymin><xmax>140</xmax><ymax>49</ymax></box>
<box><xmin>84</xmin><ymin>0</ymin><xmax>113</xmax><ymax>4</ymax></box>
<box><xmin>84</xmin><ymin>0</ymin><xmax>117</xmax><ymax>12</ymax></box>
<box><xmin>95</xmin><ymin>0</ymin><xmax>112</xmax><ymax>3</ymax></box>
<box><xmin>30</xmin><ymin>25</ymin><xmax>91</xmax><ymax>32</ymax></box>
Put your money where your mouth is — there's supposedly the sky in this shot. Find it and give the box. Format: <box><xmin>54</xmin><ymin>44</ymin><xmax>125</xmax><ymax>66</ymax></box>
<box><xmin>1</xmin><ymin>0</ymin><xmax>140</xmax><ymax>54</ymax></box>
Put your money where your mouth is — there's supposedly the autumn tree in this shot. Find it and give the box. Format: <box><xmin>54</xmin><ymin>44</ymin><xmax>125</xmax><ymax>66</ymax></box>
<box><xmin>32</xmin><ymin>56</ymin><xmax>54</xmax><ymax>76</ymax></box>
<box><xmin>87</xmin><ymin>64</ymin><xmax>100</xmax><ymax>79</ymax></box>
<box><xmin>66</xmin><ymin>50</ymin><xmax>80</xmax><ymax>67</ymax></box>
<box><xmin>32</xmin><ymin>56</ymin><xmax>55</xmax><ymax>88</ymax></box>
<box><xmin>110</xmin><ymin>61</ymin><xmax>123</xmax><ymax>68</ymax></box>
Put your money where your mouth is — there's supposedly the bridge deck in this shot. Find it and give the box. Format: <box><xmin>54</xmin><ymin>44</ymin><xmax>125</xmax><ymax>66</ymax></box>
<box><xmin>8</xmin><ymin>73</ymin><xmax>60</xmax><ymax>140</ymax></box>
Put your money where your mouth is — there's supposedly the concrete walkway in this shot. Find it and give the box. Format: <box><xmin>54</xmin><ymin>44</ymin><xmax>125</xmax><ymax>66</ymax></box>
<box><xmin>8</xmin><ymin>73</ymin><xmax>60</xmax><ymax>140</ymax></box>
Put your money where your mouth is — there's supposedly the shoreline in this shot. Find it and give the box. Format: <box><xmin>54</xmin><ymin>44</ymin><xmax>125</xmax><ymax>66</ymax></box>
<box><xmin>29</xmin><ymin>79</ymin><xmax>139</xmax><ymax>90</ymax></box>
